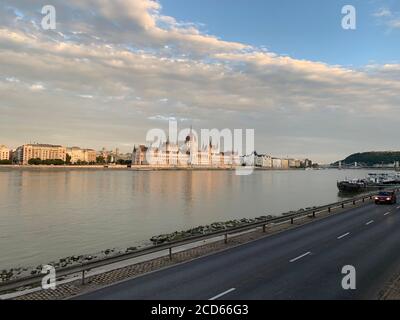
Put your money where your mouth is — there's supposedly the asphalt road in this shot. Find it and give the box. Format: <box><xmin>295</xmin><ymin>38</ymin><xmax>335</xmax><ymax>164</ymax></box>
<box><xmin>77</xmin><ymin>200</ymin><xmax>400</xmax><ymax>300</ymax></box>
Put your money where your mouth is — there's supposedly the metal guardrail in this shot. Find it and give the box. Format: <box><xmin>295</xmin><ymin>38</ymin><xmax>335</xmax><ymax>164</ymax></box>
<box><xmin>1</xmin><ymin>188</ymin><xmax>398</xmax><ymax>294</ymax></box>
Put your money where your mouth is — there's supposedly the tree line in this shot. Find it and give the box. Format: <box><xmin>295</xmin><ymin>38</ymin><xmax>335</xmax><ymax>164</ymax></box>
<box><xmin>23</xmin><ymin>157</ymin><xmax>132</xmax><ymax>166</ymax></box>
<box><xmin>338</xmin><ymin>152</ymin><xmax>400</xmax><ymax>166</ymax></box>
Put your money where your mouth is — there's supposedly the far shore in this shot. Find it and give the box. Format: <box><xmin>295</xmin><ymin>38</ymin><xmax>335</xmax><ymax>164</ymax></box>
<box><xmin>1</xmin><ymin>165</ymin><xmax>398</xmax><ymax>173</ymax></box>
<box><xmin>0</xmin><ymin>164</ymin><xmax>315</xmax><ymax>171</ymax></box>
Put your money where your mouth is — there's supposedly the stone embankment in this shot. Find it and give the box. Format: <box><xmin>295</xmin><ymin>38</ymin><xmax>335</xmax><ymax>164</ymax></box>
<box><xmin>150</xmin><ymin>206</ymin><xmax>318</xmax><ymax>244</ymax></box>
<box><xmin>0</xmin><ymin>247</ymin><xmax>138</xmax><ymax>283</ymax></box>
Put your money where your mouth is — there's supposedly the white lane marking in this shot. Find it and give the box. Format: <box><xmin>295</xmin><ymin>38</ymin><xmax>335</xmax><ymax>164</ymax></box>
<box><xmin>209</xmin><ymin>288</ymin><xmax>236</xmax><ymax>301</ymax></box>
<box><xmin>290</xmin><ymin>251</ymin><xmax>311</xmax><ymax>263</ymax></box>
<box><xmin>397</xmin><ymin>206</ymin><xmax>400</xmax><ymax>209</ymax></box>
<box><xmin>384</xmin><ymin>212</ymin><xmax>391</xmax><ymax>216</ymax></box>
<box><xmin>337</xmin><ymin>232</ymin><xmax>350</xmax><ymax>240</ymax></box>
<box><xmin>366</xmin><ymin>220</ymin><xmax>374</xmax><ymax>225</ymax></box>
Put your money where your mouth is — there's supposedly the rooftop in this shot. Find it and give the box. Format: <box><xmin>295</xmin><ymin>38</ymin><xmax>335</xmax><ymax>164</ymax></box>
<box><xmin>25</xmin><ymin>144</ymin><xmax>63</xmax><ymax>148</ymax></box>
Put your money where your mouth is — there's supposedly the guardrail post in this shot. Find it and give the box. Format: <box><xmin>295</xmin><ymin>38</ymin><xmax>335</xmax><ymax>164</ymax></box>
<box><xmin>224</xmin><ymin>233</ymin><xmax>228</xmax><ymax>244</ymax></box>
<box><xmin>353</xmin><ymin>200</ymin><xmax>356</xmax><ymax>205</ymax></box>
<box><xmin>362</xmin><ymin>197</ymin><xmax>365</xmax><ymax>203</ymax></box>
<box><xmin>82</xmin><ymin>270</ymin><xmax>86</xmax><ymax>285</ymax></box>
<box><xmin>312</xmin><ymin>211</ymin><xmax>316</xmax><ymax>218</ymax></box>
<box><xmin>169</xmin><ymin>247</ymin><xmax>172</xmax><ymax>260</ymax></box>
<box><xmin>341</xmin><ymin>203</ymin><xmax>344</xmax><ymax>208</ymax></box>
<box><xmin>291</xmin><ymin>217</ymin><xmax>294</xmax><ymax>224</ymax></box>
<box><xmin>263</xmin><ymin>224</ymin><xmax>266</xmax><ymax>233</ymax></box>
<box><xmin>328</xmin><ymin>207</ymin><xmax>331</xmax><ymax>213</ymax></box>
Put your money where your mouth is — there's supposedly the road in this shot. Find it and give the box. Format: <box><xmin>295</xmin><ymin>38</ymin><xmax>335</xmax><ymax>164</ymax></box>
<box><xmin>77</xmin><ymin>200</ymin><xmax>400</xmax><ymax>300</ymax></box>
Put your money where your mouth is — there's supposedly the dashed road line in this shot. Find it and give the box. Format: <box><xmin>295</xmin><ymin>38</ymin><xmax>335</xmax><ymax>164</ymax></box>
<box><xmin>209</xmin><ymin>288</ymin><xmax>236</xmax><ymax>300</ymax></box>
<box><xmin>337</xmin><ymin>232</ymin><xmax>350</xmax><ymax>240</ymax></box>
<box><xmin>384</xmin><ymin>212</ymin><xmax>391</xmax><ymax>216</ymax></box>
<box><xmin>366</xmin><ymin>220</ymin><xmax>374</xmax><ymax>226</ymax></box>
<box><xmin>290</xmin><ymin>251</ymin><xmax>311</xmax><ymax>263</ymax></box>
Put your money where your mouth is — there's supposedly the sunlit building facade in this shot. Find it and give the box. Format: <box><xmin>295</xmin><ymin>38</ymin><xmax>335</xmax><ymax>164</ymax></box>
<box><xmin>15</xmin><ymin>144</ymin><xmax>67</xmax><ymax>165</ymax></box>
<box><xmin>66</xmin><ymin>147</ymin><xmax>97</xmax><ymax>164</ymax></box>
<box><xmin>0</xmin><ymin>145</ymin><xmax>10</xmax><ymax>161</ymax></box>
<box><xmin>132</xmin><ymin>135</ymin><xmax>239</xmax><ymax>167</ymax></box>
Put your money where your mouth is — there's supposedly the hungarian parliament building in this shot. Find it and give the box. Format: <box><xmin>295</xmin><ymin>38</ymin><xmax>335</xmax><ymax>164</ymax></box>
<box><xmin>132</xmin><ymin>135</ymin><xmax>240</xmax><ymax>167</ymax></box>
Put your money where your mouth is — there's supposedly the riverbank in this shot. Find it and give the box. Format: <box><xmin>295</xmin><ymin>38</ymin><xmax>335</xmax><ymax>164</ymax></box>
<box><xmin>1</xmin><ymin>197</ymin><xmax>373</xmax><ymax>300</ymax></box>
<box><xmin>0</xmin><ymin>164</ymin><xmax>311</xmax><ymax>171</ymax></box>
<box><xmin>0</xmin><ymin>207</ymin><xmax>317</xmax><ymax>283</ymax></box>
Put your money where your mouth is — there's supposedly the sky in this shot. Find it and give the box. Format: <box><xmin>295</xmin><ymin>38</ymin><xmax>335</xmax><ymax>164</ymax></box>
<box><xmin>0</xmin><ymin>0</ymin><xmax>400</xmax><ymax>163</ymax></box>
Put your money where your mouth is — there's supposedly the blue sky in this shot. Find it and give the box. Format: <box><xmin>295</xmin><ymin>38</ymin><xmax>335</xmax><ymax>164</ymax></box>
<box><xmin>161</xmin><ymin>0</ymin><xmax>400</xmax><ymax>67</ymax></box>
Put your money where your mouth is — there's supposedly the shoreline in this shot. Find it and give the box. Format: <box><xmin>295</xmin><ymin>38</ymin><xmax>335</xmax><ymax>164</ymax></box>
<box><xmin>0</xmin><ymin>208</ymin><xmax>317</xmax><ymax>284</ymax></box>
<box><xmin>1</xmin><ymin>196</ymin><xmax>378</xmax><ymax>300</ymax></box>
<box><xmin>1</xmin><ymin>164</ymin><xmax>397</xmax><ymax>171</ymax></box>
<box><xmin>0</xmin><ymin>165</ymin><xmax>310</xmax><ymax>171</ymax></box>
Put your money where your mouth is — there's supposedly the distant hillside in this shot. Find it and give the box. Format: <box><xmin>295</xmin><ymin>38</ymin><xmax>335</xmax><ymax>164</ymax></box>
<box><xmin>336</xmin><ymin>152</ymin><xmax>400</xmax><ymax>166</ymax></box>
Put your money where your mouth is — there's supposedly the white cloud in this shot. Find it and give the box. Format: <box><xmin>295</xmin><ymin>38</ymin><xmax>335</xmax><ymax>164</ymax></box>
<box><xmin>373</xmin><ymin>7</ymin><xmax>400</xmax><ymax>29</ymax></box>
<box><xmin>6</xmin><ymin>77</ymin><xmax>20</xmax><ymax>83</ymax></box>
<box><xmin>373</xmin><ymin>8</ymin><xmax>392</xmax><ymax>17</ymax></box>
<box><xmin>389</xmin><ymin>19</ymin><xmax>400</xmax><ymax>28</ymax></box>
<box><xmin>29</xmin><ymin>83</ymin><xmax>45</xmax><ymax>91</ymax></box>
<box><xmin>78</xmin><ymin>94</ymin><xmax>94</xmax><ymax>99</ymax></box>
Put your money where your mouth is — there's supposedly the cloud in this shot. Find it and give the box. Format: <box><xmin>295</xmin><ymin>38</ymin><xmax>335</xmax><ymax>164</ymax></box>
<box><xmin>29</xmin><ymin>83</ymin><xmax>45</xmax><ymax>91</ymax></box>
<box><xmin>373</xmin><ymin>7</ymin><xmax>400</xmax><ymax>29</ymax></box>
<box><xmin>373</xmin><ymin>8</ymin><xmax>392</xmax><ymax>18</ymax></box>
<box><xmin>0</xmin><ymin>0</ymin><xmax>399</xmax><ymax>162</ymax></box>
<box><xmin>388</xmin><ymin>19</ymin><xmax>400</xmax><ymax>28</ymax></box>
<box><xmin>78</xmin><ymin>94</ymin><xmax>94</xmax><ymax>99</ymax></box>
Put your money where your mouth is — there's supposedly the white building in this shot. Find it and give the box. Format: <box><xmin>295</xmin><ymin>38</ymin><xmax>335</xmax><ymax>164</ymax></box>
<box><xmin>288</xmin><ymin>159</ymin><xmax>296</xmax><ymax>168</ymax></box>
<box><xmin>132</xmin><ymin>134</ymin><xmax>239</xmax><ymax>167</ymax></box>
<box><xmin>272</xmin><ymin>158</ymin><xmax>282</xmax><ymax>169</ymax></box>
<box><xmin>255</xmin><ymin>154</ymin><xmax>272</xmax><ymax>168</ymax></box>
<box><xmin>0</xmin><ymin>145</ymin><xmax>10</xmax><ymax>161</ymax></box>
<box><xmin>66</xmin><ymin>147</ymin><xmax>97</xmax><ymax>164</ymax></box>
<box><xmin>241</xmin><ymin>153</ymin><xmax>255</xmax><ymax>167</ymax></box>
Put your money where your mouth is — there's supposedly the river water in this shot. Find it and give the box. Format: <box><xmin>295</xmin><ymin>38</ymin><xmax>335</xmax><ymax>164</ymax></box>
<box><xmin>0</xmin><ymin>168</ymin><xmax>380</xmax><ymax>269</ymax></box>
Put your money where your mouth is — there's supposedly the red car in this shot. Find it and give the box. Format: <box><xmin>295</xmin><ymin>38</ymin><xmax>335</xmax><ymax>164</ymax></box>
<box><xmin>375</xmin><ymin>191</ymin><xmax>397</xmax><ymax>205</ymax></box>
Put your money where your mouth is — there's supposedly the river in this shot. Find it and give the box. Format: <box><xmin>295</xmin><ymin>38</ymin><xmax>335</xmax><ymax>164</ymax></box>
<box><xmin>0</xmin><ymin>167</ymin><xmax>383</xmax><ymax>269</ymax></box>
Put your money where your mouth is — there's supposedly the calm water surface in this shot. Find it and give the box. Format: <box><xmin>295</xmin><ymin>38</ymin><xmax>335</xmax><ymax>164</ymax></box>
<box><xmin>0</xmin><ymin>168</ymin><xmax>378</xmax><ymax>269</ymax></box>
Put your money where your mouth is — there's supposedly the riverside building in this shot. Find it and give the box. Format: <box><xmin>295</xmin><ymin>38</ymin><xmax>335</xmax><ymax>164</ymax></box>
<box><xmin>0</xmin><ymin>145</ymin><xmax>10</xmax><ymax>161</ymax></box>
<box><xmin>66</xmin><ymin>147</ymin><xmax>97</xmax><ymax>164</ymax></box>
<box><xmin>15</xmin><ymin>144</ymin><xmax>67</xmax><ymax>165</ymax></box>
<box><xmin>132</xmin><ymin>135</ymin><xmax>240</xmax><ymax>167</ymax></box>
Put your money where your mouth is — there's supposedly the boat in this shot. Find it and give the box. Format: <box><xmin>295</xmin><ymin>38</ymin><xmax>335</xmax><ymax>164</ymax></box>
<box><xmin>366</xmin><ymin>173</ymin><xmax>398</xmax><ymax>185</ymax></box>
<box><xmin>337</xmin><ymin>173</ymin><xmax>400</xmax><ymax>192</ymax></box>
<box><xmin>337</xmin><ymin>179</ymin><xmax>368</xmax><ymax>192</ymax></box>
